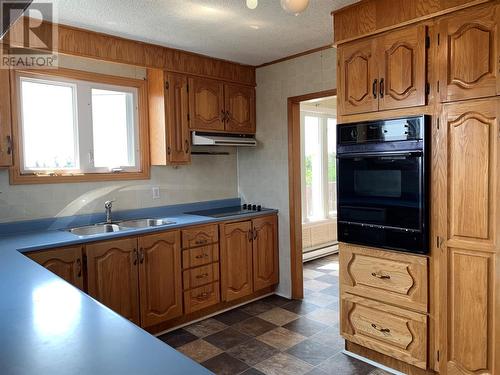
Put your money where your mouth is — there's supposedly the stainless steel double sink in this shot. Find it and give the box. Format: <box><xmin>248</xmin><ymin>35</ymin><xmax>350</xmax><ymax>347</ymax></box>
<box><xmin>67</xmin><ymin>218</ymin><xmax>176</xmax><ymax>237</ymax></box>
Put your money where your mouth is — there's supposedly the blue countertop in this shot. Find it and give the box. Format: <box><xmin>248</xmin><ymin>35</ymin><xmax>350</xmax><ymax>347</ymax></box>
<box><xmin>0</xmin><ymin>198</ymin><xmax>278</xmax><ymax>374</ymax></box>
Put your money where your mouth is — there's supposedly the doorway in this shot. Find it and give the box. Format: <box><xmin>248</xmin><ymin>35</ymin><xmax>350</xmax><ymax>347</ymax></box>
<box><xmin>287</xmin><ymin>89</ymin><xmax>337</xmax><ymax>299</ymax></box>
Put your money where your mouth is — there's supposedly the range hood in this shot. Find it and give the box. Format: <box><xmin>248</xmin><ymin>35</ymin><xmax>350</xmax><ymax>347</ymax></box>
<box><xmin>192</xmin><ymin>131</ymin><xmax>257</xmax><ymax>147</ymax></box>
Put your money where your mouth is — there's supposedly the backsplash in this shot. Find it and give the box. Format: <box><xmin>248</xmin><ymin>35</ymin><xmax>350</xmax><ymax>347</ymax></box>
<box><xmin>0</xmin><ymin>153</ymin><xmax>238</xmax><ymax>223</ymax></box>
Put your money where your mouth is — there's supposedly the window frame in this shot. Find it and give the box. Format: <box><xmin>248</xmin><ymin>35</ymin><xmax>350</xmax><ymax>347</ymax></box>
<box><xmin>300</xmin><ymin>109</ymin><xmax>337</xmax><ymax>224</ymax></box>
<box><xmin>9</xmin><ymin>68</ymin><xmax>150</xmax><ymax>184</ymax></box>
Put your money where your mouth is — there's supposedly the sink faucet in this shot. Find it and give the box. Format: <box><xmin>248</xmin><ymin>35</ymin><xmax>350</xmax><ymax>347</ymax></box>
<box><xmin>104</xmin><ymin>200</ymin><xmax>115</xmax><ymax>224</ymax></box>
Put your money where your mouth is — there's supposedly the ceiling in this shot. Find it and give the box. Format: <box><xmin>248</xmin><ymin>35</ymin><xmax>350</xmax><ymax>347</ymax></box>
<box><xmin>31</xmin><ymin>0</ymin><xmax>358</xmax><ymax>66</ymax></box>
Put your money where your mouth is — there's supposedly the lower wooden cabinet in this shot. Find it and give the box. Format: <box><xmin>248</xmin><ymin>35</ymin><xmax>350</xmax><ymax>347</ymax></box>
<box><xmin>138</xmin><ymin>231</ymin><xmax>183</xmax><ymax>327</ymax></box>
<box><xmin>184</xmin><ymin>282</ymin><xmax>220</xmax><ymax>314</ymax></box>
<box><xmin>341</xmin><ymin>294</ymin><xmax>427</xmax><ymax>369</ymax></box>
<box><xmin>86</xmin><ymin>238</ymin><xmax>141</xmax><ymax>324</ymax></box>
<box><xmin>27</xmin><ymin>246</ymin><xmax>84</xmax><ymax>290</ymax></box>
<box><xmin>252</xmin><ymin>215</ymin><xmax>279</xmax><ymax>291</ymax></box>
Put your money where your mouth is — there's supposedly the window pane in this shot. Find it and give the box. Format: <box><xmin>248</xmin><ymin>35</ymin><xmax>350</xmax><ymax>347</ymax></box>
<box><xmin>304</xmin><ymin>115</ymin><xmax>323</xmax><ymax>221</ymax></box>
<box><xmin>20</xmin><ymin>79</ymin><xmax>77</xmax><ymax>170</ymax></box>
<box><xmin>91</xmin><ymin>88</ymin><xmax>135</xmax><ymax>169</ymax></box>
<box><xmin>327</xmin><ymin>118</ymin><xmax>337</xmax><ymax>217</ymax></box>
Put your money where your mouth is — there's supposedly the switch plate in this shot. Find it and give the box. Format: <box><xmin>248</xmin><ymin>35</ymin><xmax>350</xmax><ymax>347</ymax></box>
<box><xmin>152</xmin><ymin>187</ymin><xmax>160</xmax><ymax>200</ymax></box>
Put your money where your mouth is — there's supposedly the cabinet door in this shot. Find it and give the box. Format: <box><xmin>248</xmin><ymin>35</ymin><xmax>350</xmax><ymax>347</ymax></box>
<box><xmin>338</xmin><ymin>38</ymin><xmax>378</xmax><ymax>115</ymax></box>
<box><xmin>224</xmin><ymin>83</ymin><xmax>255</xmax><ymax>134</ymax></box>
<box><xmin>188</xmin><ymin>77</ymin><xmax>225</xmax><ymax>131</ymax></box>
<box><xmin>0</xmin><ymin>70</ymin><xmax>12</xmax><ymax>167</ymax></box>
<box><xmin>27</xmin><ymin>246</ymin><xmax>84</xmax><ymax>290</ymax></box>
<box><xmin>220</xmin><ymin>221</ymin><xmax>253</xmax><ymax>302</ymax></box>
<box><xmin>438</xmin><ymin>3</ymin><xmax>500</xmax><ymax>102</ymax></box>
<box><xmin>252</xmin><ymin>215</ymin><xmax>279</xmax><ymax>291</ymax></box>
<box><xmin>138</xmin><ymin>231</ymin><xmax>183</xmax><ymax>327</ymax></box>
<box><xmin>438</xmin><ymin>98</ymin><xmax>500</xmax><ymax>375</ymax></box>
<box><xmin>378</xmin><ymin>25</ymin><xmax>426</xmax><ymax>111</ymax></box>
<box><xmin>86</xmin><ymin>238</ymin><xmax>140</xmax><ymax>325</ymax></box>
<box><xmin>165</xmin><ymin>72</ymin><xmax>190</xmax><ymax>164</ymax></box>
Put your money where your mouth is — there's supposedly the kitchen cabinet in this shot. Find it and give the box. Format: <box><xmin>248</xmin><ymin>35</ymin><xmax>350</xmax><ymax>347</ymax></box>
<box><xmin>147</xmin><ymin>69</ymin><xmax>190</xmax><ymax>165</ymax></box>
<box><xmin>220</xmin><ymin>220</ymin><xmax>254</xmax><ymax>302</ymax></box>
<box><xmin>138</xmin><ymin>231</ymin><xmax>183</xmax><ymax>327</ymax></box>
<box><xmin>27</xmin><ymin>246</ymin><xmax>84</xmax><ymax>290</ymax></box>
<box><xmin>437</xmin><ymin>98</ymin><xmax>499</xmax><ymax>375</ymax></box>
<box><xmin>338</xmin><ymin>24</ymin><xmax>427</xmax><ymax>116</ymax></box>
<box><xmin>189</xmin><ymin>76</ymin><xmax>256</xmax><ymax>134</ymax></box>
<box><xmin>252</xmin><ymin>215</ymin><xmax>279</xmax><ymax>291</ymax></box>
<box><xmin>86</xmin><ymin>238</ymin><xmax>140</xmax><ymax>324</ymax></box>
<box><xmin>438</xmin><ymin>2</ymin><xmax>500</xmax><ymax>103</ymax></box>
<box><xmin>0</xmin><ymin>70</ymin><xmax>12</xmax><ymax>167</ymax></box>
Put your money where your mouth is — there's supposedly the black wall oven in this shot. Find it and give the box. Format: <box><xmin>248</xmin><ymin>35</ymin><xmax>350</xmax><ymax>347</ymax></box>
<box><xmin>337</xmin><ymin>115</ymin><xmax>430</xmax><ymax>254</ymax></box>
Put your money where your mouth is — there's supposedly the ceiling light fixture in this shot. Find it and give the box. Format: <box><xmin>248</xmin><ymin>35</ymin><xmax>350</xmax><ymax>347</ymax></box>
<box><xmin>280</xmin><ymin>0</ymin><xmax>310</xmax><ymax>14</ymax></box>
<box><xmin>246</xmin><ymin>0</ymin><xmax>258</xmax><ymax>10</ymax></box>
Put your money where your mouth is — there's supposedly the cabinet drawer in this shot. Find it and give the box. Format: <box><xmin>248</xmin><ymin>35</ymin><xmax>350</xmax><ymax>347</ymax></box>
<box><xmin>184</xmin><ymin>282</ymin><xmax>220</xmax><ymax>314</ymax></box>
<box><xmin>183</xmin><ymin>263</ymin><xmax>219</xmax><ymax>290</ymax></box>
<box><xmin>340</xmin><ymin>243</ymin><xmax>428</xmax><ymax>313</ymax></box>
<box><xmin>341</xmin><ymin>294</ymin><xmax>427</xmax><ymax>369</ymax></box>
<box><xmin>182</xmin><ymin>224</ymin><xmax>219</xmax><ymax>249</ymax></box>
<box><xmin>182</xmin><ymin>244</ymin><xmax>219</xmax><ymax>269</ymax></box>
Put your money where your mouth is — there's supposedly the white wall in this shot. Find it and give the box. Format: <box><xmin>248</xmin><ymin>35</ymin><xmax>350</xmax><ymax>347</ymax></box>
<box><xmin>0</xmin><ymin>55</ymin><xmax>238</xmax><ymax>223</ymax></box>
<box><xmin>238</xmin><ymin>47</ymin><xmax>337</xmax><ymax>298</ymax></box>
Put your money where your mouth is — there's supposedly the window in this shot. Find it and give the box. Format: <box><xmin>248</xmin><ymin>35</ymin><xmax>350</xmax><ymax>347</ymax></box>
<box><xmin>301</xmin><ymin>111</ymin><xmax>337</xmax><ymax>222</ymax></box>
<box><xmin>12</xmin><ymin>69</ymin><xmax>148</xmax><ymax>183</ymax></box>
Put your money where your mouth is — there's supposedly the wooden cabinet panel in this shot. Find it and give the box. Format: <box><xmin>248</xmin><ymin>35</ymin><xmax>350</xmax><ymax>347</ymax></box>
<box><xmin>165</xmin><ymin>72</ymin><xmax>190</xmax><ymax>164</ymax></box>
<box><xmin>0</xmin><ymin>70</ymin><xmax>12</xmax><ymax>167</ymax></box>
<box><xmin>138</xmin><ymin>231</ymin><xmax>183</xmax><ymax>327</ymax></box>
<box><xmin>27</xmin><ymin>246</ymin><xmax>84</xmax><ymax>290</ymax></box>
<box><xmin>438</xmin><ymin>3</ymin><xmax>500</xmax><ymax>102</ymax></box>
<box><xmin>443</xmin><ymin>98</ymin><xmax>498</xmax><ymax>250</ymax></box>
<box><xmin>86</xmin><ymin>238</ymin><xmax>140</xmax><ymax>324</ymax></box>
<box><xmin>184</xmin><ymin>282</ymin><xmax>220</xmax><ymax>314</ymax></box>
<box><xmin>341</xmin><ymin>294</ymin><xmax>427</xmax><ymax>369</ymax></box>
<box><xmin>339</xmin><ymin>243</ymin><xmax>428</xmax><ymax>313</ymax></box>
<box><xmin>445</xmin><ymin>249</ymin><xmax>495</xmax><ymax>375</ymax></box>
<box><xmin>182</xmin><ymin>244</ymin><xmax>219</xmax><ymax>269</ymax></box>
<box><xmin>252</xmin><ymin>215</ymin><xmax>279</xmax><ymax>291</ymax></box>
<box><xmin>182</xmin><ymin>224</ymin><xmax>219</xmax><ymax>249</ymax></box>
<box><xmin>378</xmin><ymin>25</ymin><xmax>426</xmax><ymax>110</ymax></box>
<box><xmin>224</xmin><ymin>83</ymin><xmax>255</xmax><ymax>134</ymax></box>
<box><xmin>183</xmin><ymin>263</ymin><xmax>219</xmax><ymax>290</ymax></box>
<box><xmin>338</xmin><ymin>39</ymin><xmax>379</xmax><ymax>115</ymax></box>
<box><xmin>220</xmin><ymin>221</ymin><xmax>253</xmax><ymax>302</ymax></box>
<box><xmin>188</xmin><ymin>77</ymin><xmax>225</xmax><ymax>131</ymax></box>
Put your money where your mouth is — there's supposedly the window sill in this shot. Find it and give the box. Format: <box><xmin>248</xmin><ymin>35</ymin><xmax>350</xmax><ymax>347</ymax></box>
<box><xmin>9</xmin><ymin>168</ymin><xmax>150</xmax><ymax>185</ymax></box>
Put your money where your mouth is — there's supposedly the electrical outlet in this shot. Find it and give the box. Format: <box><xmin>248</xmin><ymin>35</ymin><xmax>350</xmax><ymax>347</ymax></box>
<box><xmin>152</xmin><ymin>187</ymin><xmax>160</xmax><ymax>200</ymax></box>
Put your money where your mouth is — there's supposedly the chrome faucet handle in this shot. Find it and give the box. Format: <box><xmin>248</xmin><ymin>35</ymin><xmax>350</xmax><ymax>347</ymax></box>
<box><xmin>104</xmin><ymin>200</ymin><xmax>115</xmax><ymax>209</ymax></box>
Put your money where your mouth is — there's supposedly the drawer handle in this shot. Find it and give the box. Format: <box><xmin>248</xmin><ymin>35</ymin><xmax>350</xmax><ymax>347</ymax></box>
<box><xmin>195</xmin><ymin>292</ymin><xmax>209</xmax><ymax>300</ymax></box>
<box><xmin>195</xmin><ymin>253</ymin><xmax>209</xmax><ymax>259</ymax></box>
<box><xmin>195</xmin><ymin>239</ymin><xmax>208</xmax><ymax>245</ymax></box>
<box><xmin>371</xmin><ymin>323</ymin><xmax>391</xmax><ymax>335</ymax></box>
<box><xmin>76</xmin><ymin>258</ymin><xmax>82</xmax><ymax>278</ymax></box>
<box><xmin>196</xmin><ymin>273</ymin><xmax>209</xmax><ymax>279</ymax></box>
<box><xmin>371</xmin><ymin>272</ymin><xmax>390</xmax><ymax>280</ymax></box>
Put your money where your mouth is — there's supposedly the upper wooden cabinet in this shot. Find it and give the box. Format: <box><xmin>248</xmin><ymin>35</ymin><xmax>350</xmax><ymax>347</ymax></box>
<box><xmin>220</xmin><ymin>220</ymin><xmax>254</xmax><ymax>302</ymax></box>
<box><xmin>224</xmin><ymin>83</ymin><xmax>256</xmax><ymax>134</ymax></box>
<box><xmin>338</xmin><ymin>24</ymin><xmax>427</xmax><ymax>115</ymax></box>
<box><xmin>86</xmin><ymin>238</ymin><xmax>141</xmax><ymax>325</ymax></box>
<box><xmin>438</xmin><ymin>3</ymin><xmax>500</xmax><ymax>102</ymax></box>
<box><xmin>188</xmin><ymin>77</ymin><xmax>225</xmax><ymax>132</ymax></box>
<box><xmin>148</xmin><ymin>69</ymin><xmax>190</xmax><ymax>165</ymax></box>
<box><xmin>189</xmin><ymin>77</ymin><xmax>256</xmax><ymax>134</ymax></box>
<box><xmin>27</xmin><ymin>246</ymin><xmax>84</xmax><ymax>290</ymax></box>
<box><xmin>138</xmin><ymin>231</ymin><xmax>183</xmax><ymax>328</ymax></box>
<box><xmin>0</xmin><ymin>70</ymin><xmax>12</xmax><ymax>167</ymax></box>
<box><xmin>252</xmin><ymin>215</ymin><xmax>279</xmax><ymax>291</ymax></box>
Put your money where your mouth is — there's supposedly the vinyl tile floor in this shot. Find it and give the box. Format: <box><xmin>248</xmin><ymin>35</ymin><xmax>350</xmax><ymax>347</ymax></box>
<box><xmin>158</xmin><ymin>254</ymin><xmax>392</xmax><ymax>375</ymax></box>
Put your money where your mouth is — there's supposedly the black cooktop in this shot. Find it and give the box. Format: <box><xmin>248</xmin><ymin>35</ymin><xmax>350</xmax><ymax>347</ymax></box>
<box><xmin>186</xmin><ymin>205</ymin><xmax>270</xmax><ymax>218</ymax></box>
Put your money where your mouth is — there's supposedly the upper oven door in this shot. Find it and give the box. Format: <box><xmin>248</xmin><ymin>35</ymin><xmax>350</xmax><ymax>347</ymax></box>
<box><xmin>337</xmin><ymin>151</ymin><xmax>424</xmax><ymax>230</ymax></box>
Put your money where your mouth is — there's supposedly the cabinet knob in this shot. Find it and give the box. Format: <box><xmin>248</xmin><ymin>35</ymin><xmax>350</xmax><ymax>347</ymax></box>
<box><xmin>195</xmin><ymin>239</ymin><xmax>208</xmax><ymax>245</ymax></box>
<box><xmin>133</xmin><ymin>248</ymin><xmax>138</xmax><ymax>265</ymax></box>
<box><xmin>6</xmin><ymin>135</ymin><xmax>12</xmax><ymax>155</ymax></box>
<box><xmin>372</xmin><ymin>79</ymin><xmax>378</xmax><ymax>99</ymax></box>
<box><xmin>371</xmin><ymin>272</ymin><xmax>390</xmax><ymax>280</ymax></box>
<box><xmin>371</xmin><ymin>323</ymin><xmax>391</xmax><ymax>335</ymax></box>
<box><xmin>139</xmin><ymin>248</ymin><xmax>145</xmax><ymax>264</ymax></box>
<box><xmin>196</xmin><ymin>273</ymin><xmax>209</xmax><ymax>279</ymax></box>
<box><xmin>76</xmin><ymin>258</ymin><xmax>82</xmax><ymax>278</ymax></box>
<box><xmin>195</xmin><ymin>253</ymin><xmax>209</xmax><ymax>259</ymax></box>
<box><xmin>185</xmin><ymin>139</ymin><xmax>190</xmax><ymax>154</ymax></box>
<box><xmin>379</xmin><ymin>78</ymin><xmax>385</xmax><ymax>98</ymax></box>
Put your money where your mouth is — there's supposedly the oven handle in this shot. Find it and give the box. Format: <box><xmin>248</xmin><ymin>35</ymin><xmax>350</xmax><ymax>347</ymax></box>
<box><xmin>337</xmin><ymin>150</ymin><xmax>423</xmax><ymax>158</ymax></box>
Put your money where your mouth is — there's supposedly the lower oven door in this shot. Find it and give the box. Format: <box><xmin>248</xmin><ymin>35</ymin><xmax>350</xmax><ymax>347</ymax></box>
<box><xmin>337</xmin><ymin>151</ymin><xmax>427</xmax><ymax>253</ymax></box>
